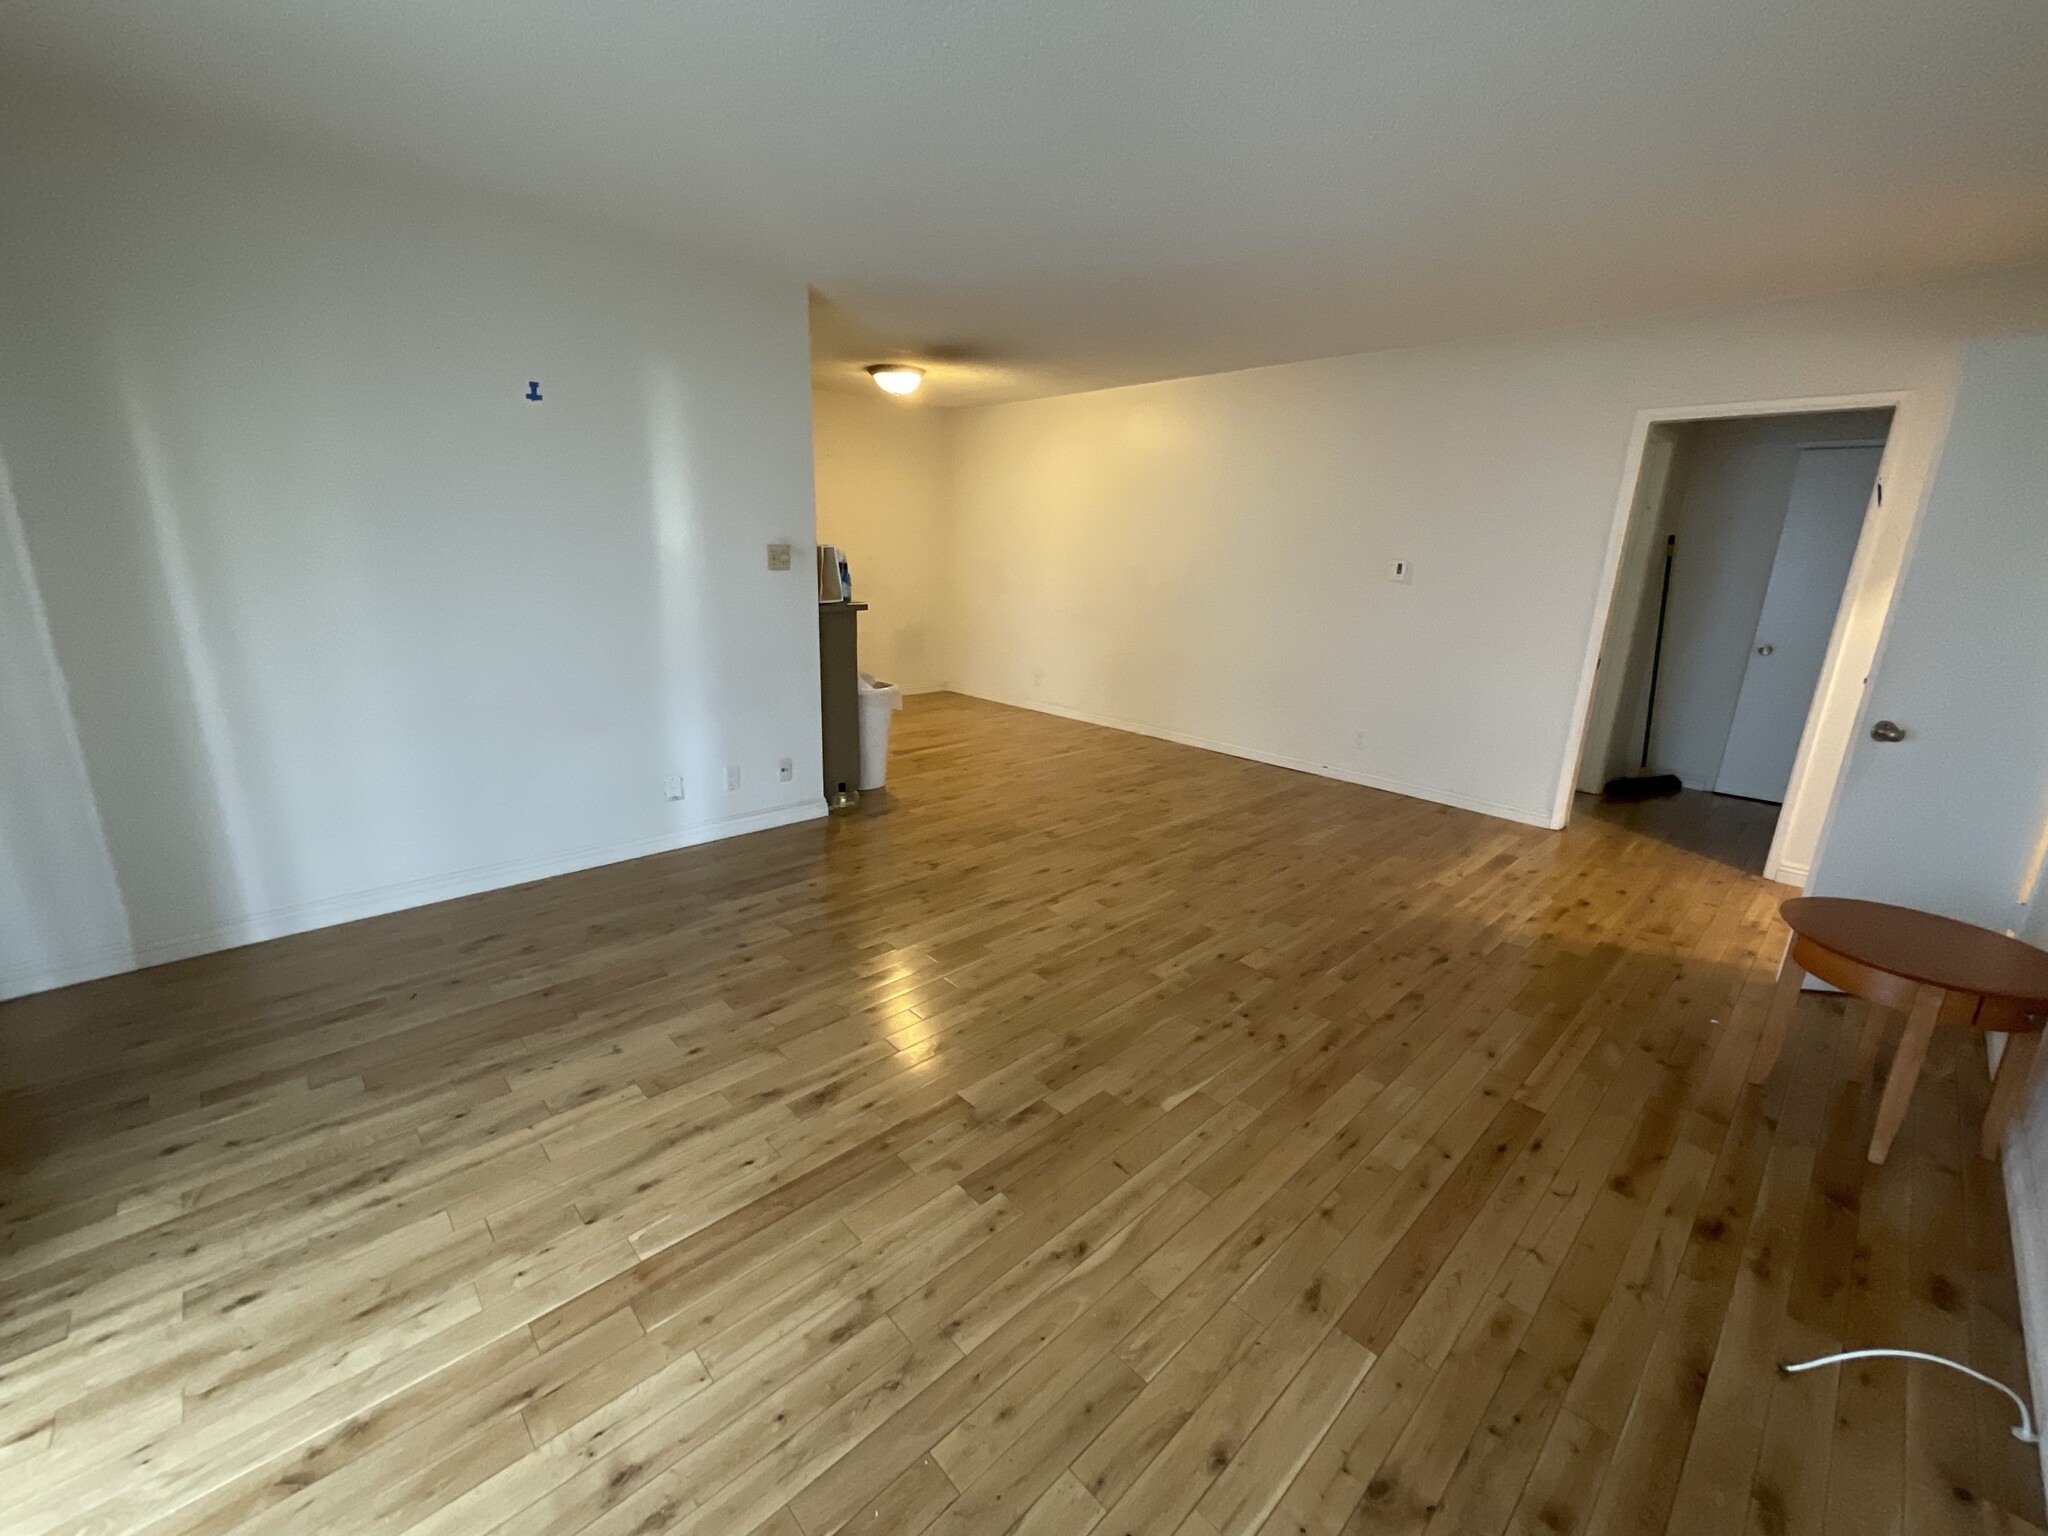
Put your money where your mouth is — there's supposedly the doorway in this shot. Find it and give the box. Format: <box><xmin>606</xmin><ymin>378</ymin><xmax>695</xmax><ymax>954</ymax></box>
<box><xmin>1573</xmin><ymin>407</ymin><xmax>1894</xmax><ymax>879</ymax></box>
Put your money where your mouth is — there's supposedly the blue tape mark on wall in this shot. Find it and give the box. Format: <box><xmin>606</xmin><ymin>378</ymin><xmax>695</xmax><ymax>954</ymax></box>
<box><xmin>526</xmin><ymin>381</ymin><xmax>543</xmax><ymax>401</ymax></box>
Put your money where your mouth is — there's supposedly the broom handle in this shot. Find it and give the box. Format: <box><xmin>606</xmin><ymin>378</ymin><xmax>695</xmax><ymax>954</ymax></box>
<box><xmin>1640</xmin><ymin>536</ymin><xmax>1675</xmax><ymax>771</ymax></box>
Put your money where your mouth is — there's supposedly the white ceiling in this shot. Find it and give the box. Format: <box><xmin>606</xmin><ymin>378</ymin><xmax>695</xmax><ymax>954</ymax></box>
<box><xmin>6</xmin><ymin>1</ymin><xmax>2048</xmax><ymax>404</ymax></box>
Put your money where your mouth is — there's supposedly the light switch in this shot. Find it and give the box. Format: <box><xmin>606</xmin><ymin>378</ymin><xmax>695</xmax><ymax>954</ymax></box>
<box><xmin>1388</xmin><ymin>559</ymin><xmax>1412</xmax><ymax>583</ymax></box>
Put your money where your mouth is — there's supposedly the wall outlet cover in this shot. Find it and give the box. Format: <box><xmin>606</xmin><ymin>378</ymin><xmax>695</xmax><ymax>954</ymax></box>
<box><xmin>778</xmin><ymin>757</ymin><xmax>794</xmax><ymax>781</ymax></box>
<box><xmin>766</xmin><ymin>542</ymin><xmax>792</xmax><ymax>571</ymax></box>
<box><xmin>725</xmin><ymin>766</ymin><xmax>742</xmax><ymax>791</ymax></box>
<box><xmin>663</xmin><ymin>775</ymin><xmax>685</xmax><ymax>801</ymax></box>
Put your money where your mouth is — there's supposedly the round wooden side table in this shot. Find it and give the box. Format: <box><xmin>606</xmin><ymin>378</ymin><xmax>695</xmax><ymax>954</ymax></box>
<box><xmin>1747</xmin><ymin>896</ymin><xmax>2048</xmax><ymax>1164</ymax></box>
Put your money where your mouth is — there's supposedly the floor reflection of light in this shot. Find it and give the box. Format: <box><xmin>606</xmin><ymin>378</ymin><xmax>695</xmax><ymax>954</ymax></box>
<box><xmin>892</xmin><ymin>1019</ymin><xmax>940</xmax><ymax>1069</ymax></box>
<box><xmin>876</xmin><ymin>954</ymin><xmax>939</xmax><ymax>1069</ymax></box>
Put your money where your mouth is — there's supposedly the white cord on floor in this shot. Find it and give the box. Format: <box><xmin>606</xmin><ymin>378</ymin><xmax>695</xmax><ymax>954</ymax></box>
<box><xmin>1781</xmin><ymin>1348</ymin><xmax>2039</xmax><ymax>1443</ymax></box>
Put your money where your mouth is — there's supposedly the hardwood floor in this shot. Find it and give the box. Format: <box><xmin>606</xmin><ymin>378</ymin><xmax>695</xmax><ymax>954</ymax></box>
<box><xmin>1</xmin><ymin>692</ymin><xmax>2039</xmax><ymax>1536</ymax></box>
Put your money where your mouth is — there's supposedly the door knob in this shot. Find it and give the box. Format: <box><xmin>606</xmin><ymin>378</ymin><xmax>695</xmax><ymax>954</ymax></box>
<box><xmin>1870</xmin><ymin>719</ymin><xmax>1906</xmax><ymax>743</ymax></box>
<box><xmin>1755</xmin><ymin>644</ymin><xmax>1774</xmax><ymax>656</ymax></box>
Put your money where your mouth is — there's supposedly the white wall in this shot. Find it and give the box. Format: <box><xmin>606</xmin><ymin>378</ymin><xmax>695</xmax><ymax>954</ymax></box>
<box><xmin>2016</xmin><ymin>878</ymin><xmax>2048</xmax><ymax>1498</ymax></box>
<box><xmin>0</xmin><ymin>90</ymin><xmax>825</xmax><ymax>1000</ymax></box>
<box><xmin>946</xmin><ymin>269</ymin><xmax>2048</xmax><ymax>830</ymax></box>
<box><xmin>2007</xmin><ymin>771</ymin><xmax>2048</xmax><ymax>1503</ymax></box>
<box><xmin>1808</xmin><ymin>339</ymin><xmax>2048</xmax><ymax>929</ymax></box>
<box><xmin>1783</xmin><ymin>338</ymin><xmax>2048</xmax><ymax>1497</ymax></box>
<box><xmin>811</xmin><ymin>388</ymin><xmax>952</xmax><ymax>693</ymax></box>
<box><xmin>1647</xmin><ymin>410</ymin><xmax>1890</xmax><ymax>791</ymax></box>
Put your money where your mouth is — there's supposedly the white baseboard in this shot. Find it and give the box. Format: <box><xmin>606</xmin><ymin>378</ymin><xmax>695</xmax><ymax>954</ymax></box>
<box><xmin>1768</xmin><ymin>856</ymin><xmax>1811</xmax><ymax>887</ymax></box>
<box><xmin>956</xmin><ymin>688</ymin><xmax>1554</xmax><ymax>829</ymax></box>
<box><xmin>0</xmin><ymin>799</ymin><xmax>827</xmax><ymax>1002</ymax></box>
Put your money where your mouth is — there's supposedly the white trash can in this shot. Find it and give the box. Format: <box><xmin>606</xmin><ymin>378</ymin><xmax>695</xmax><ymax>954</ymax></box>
<box><xmin>856</xmin><ymin>674</ymin><xmax>903</xmax><ymax>790</ymax></box>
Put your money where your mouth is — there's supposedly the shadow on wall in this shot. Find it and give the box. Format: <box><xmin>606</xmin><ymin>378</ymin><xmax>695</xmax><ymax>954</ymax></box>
<box><xmin>0</xmin><ymin>353</ymin><xmax>295</xmax><ymax>998</ymax></box>
<box><xmin>120</xmin><ymin>364</ymin><xmax>283</xmax><ymax>923</ymax></box>
<box><xmin>0</xmin><ymin>449</ymin><xmax>134</xmax><ymax>984</ymax></box>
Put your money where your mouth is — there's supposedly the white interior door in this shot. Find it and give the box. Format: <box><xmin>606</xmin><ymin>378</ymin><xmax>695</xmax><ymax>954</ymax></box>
<box><xmin>1713</xmin><ymin>444</ymin><xmax>1881</xmax><ymax>802</ymax></box>
<box><xmin>1810</xmin><ymin>338</ymin><xmax>2048</xmax><ymax>931</ymax></box>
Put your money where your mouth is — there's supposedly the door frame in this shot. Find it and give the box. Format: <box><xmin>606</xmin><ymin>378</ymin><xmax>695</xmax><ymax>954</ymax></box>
<box><xmin>1556</xmin><ymin>390</ymin><xmax>1915</xmax><ymax>886</ymax></box>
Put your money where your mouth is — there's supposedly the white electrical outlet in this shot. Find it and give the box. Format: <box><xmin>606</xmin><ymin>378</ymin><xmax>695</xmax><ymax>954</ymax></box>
<box><xmin>1353</xmin><ymin>731</ymin><xmax>1366</xmax><ymax>750</ymax></box>
<box><xmin>725</xmin><ymin>765</ymin><xmax>742</xmax><ymax>792</ymax></box>
<box><xmin>663</xmin><ymin>775</ymin><xmax>684</xmax><ymax>802</ymax></box>
<box><xmin>1388</xmin><ymin>559</ymin><xmax>1412</xmax><ymax>583</ymax></box>
<box><xmin>778</xmin><ymin>757</ymin><xmax>794</xmax><ymax>782</ymax></box>
<box><xmin>766</xmin><ymin>542</ymin><xmax>792</xmax><ymax>571</ymax></box>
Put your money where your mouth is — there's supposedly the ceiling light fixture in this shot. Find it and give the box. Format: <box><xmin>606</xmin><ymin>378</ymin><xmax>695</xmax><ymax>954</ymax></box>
<box><xmin>866</xmin><ymin>364</ymin><xmax>924</xmax><ymax>397</ymax></box>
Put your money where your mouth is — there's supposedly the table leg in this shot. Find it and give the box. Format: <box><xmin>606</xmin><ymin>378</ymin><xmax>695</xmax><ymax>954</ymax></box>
<box><xmin>1980</xmin><ymin>1030</ymin><xmax>2044</xmax><ymax>1160</ymax></box>
<box><xmin>1749</xmin><ymin>935</ymin><xmax>1806</xmax><ymax>1086</ymax></box>
<box><xmin>1869</xmin><ymin>986</ymin><xmax>1943</xmax><ymax>1165</ymax></box>
<box><xmin>1849</xmin><ymin>1000</ymin><xmax>1893</xmax><ymax>1084</ymax></box>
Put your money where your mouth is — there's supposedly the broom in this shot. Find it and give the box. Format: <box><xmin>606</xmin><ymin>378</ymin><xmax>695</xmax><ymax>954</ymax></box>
<box><xmin>1603</xmin><ymin>534</ymin><xmax>1684</xmax><ymax>802</ymax></box>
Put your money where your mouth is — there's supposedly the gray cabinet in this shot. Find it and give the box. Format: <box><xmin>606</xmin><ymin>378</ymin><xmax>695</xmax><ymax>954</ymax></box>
<box><xmin>818</xmin><ymin>601</ymin><xmax>865</xmax><ymax>807</ymax></box>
